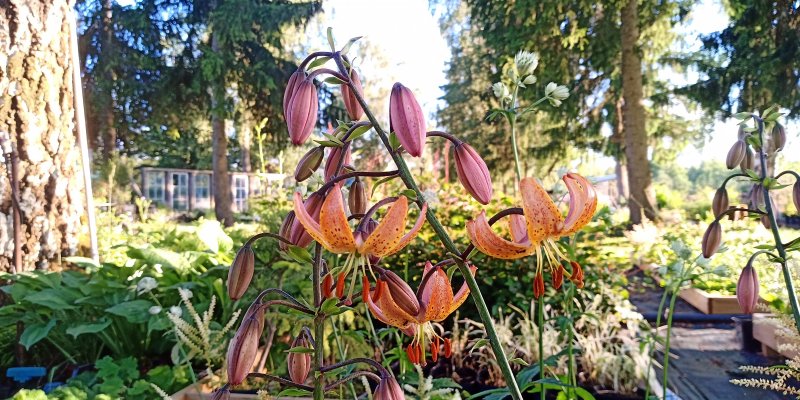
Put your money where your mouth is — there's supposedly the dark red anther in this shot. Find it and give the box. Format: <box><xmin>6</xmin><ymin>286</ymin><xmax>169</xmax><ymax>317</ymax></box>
<box><xmin>322</xmin><ymin>274</ymin><xmax>333</xmax><ymax>298</ymax></box>
<box><xmin>335</xmin><ymin>273</ymin><xmax>346</xmax><ymax>299</ymax></box>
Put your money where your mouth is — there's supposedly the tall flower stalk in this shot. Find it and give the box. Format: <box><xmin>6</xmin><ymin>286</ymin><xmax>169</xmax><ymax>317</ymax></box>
<box><xmin>218</xmin><ymin>31</ymin><xmax>534</xmax><ymax>400</ymax></box>
<box><xmin>704</xmin><ymin>107</ymin><xmax>800</xmax><ymax>334</ymax></box>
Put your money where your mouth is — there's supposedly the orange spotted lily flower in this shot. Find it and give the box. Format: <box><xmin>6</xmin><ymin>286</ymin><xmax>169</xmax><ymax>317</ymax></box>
<box><xmin>293</xmin><ymin>185</ymin><xmax>427</xmax><ymax>296</ymax></box>
<box><xmin>466</xmin><ymin>174</ymin><xmax>597</xmax><ymax>296</ymax></box>
<box><xmin>362</xmin><ymin>262</ymin><xmax>477</xmax><ymax>365</ymax></box>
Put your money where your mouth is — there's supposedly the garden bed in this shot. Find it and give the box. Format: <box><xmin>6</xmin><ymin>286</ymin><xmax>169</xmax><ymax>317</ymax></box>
<box><xmin>637</xmin><ymin>263</ymin><xmax>767</xmax><ymax>315</ymax></box>
<box><xmin>752</xmin><ymin>314</ymin><xmax>800</xmax><ymax>359</ymax></box>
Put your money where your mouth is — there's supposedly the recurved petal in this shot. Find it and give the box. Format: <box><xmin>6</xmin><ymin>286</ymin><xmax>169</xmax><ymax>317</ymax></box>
<box><xmin>417</xmin><ymin>262</ymin><xmax>453</xmax><ymax>322</ymax></box>
<box><xmin>466</xmin><ymin>211</ymin><xmax>533</xmax><ymax>259</ymax></box>
<box><xmin>508</xmin><ymin>214</ymin><xmax>530</xmax><ymax>245</ymax></box>
<box><xmin>319</xmin><ymin>186</ymin><xmax>356</xmax><ymax>254</ymax></box>
<box><xmin>293</xmin><ymin>192</ymin><xmax>329</xmax><ymax>249</ymax></box>
<box><xmin>363</xmin><ymin>276</ymin><xmax>415</xmax><ymax>329</ymax></box>
<box><xmin>560</xmin><ymin>173</ymin><xmax>597</xmax><ymax>236</ymax></box>
<box><xmin>520</xmin><ymin>177</ymin><xmax>562</xmax><ymax>243</ymax></box>
<box><xmin>382</xmin><ymin>202</ymin><xmax>428</xmax><ymax>257</ymax></box>
<box><xmin>359</xmin><ymin>196</ymin><xmax>409</xmax><ymax>258</ymax></box>
<box><xmin>448</xmin><ymin>264</ymin><xmax>477</xmax><ymax>315</ymax></box>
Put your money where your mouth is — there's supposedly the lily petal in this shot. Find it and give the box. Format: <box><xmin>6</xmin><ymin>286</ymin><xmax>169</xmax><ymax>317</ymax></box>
<box><xmin>449</xmin><ymin>265</ymin><xmax>477</xmax><ymax>315</ymax></box>
<box><xmin>466</xmin><ymin>211</ymin><xmax>533</xmax><ymax>259</ymax></box>
<box><xmin>319</xmin><ymin>186</ymin><xmax>356</xmax><ymax>254</ymax></box>
<box><xmin>417</xmin><ymin>262</ymin><xmax>453</xmax><ymax>322</ymax></box>
<box><xmin>363</xmin><ymin>277</ymin><xmax>415</xmax><ymax>330</ymax></box>
<box><xmin>359</xmin><ymin>196</ymin><xmax>408</xmax><ymax>257</ymax></box>
<box><xmin>560</xmin><ymin>173</ymin><xmax>597</xmax><ymax>236</ymax></box>
<box><xmin>508</xmin><ymin>214</ymin><xmax>530</xmax><ymax>245</ymax></box>
<box><xmin>520</xmin><ymin>177</ymin><xmax>562</xmax><ymax>243</ymax></box>
<box><xmin>293</xmin><ymin>192</ymin><xmax>329</xmax><ymax>249</ymax></box>
<box><xmin>382</xmin><ymin>202</ymin><xmax>428</xmax><ymax>257</ymax></box>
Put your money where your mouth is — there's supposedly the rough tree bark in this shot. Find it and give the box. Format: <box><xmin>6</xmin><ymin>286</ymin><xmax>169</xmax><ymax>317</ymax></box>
<box><xmin>621</xmin><ymin>0</ymin><xmax>657</xmax><ymax>224</ymax></box>
<box><xmin>0</xmin><ymin>0</ymin><xmax>85</xmax><ymax>272</ymax></box>
<box><xmin>210</xmin><ymin>30</ymin><xmax>234</xmax><ymax>227</ymax></box>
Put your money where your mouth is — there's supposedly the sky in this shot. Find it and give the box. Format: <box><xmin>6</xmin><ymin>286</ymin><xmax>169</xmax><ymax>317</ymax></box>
<box><xmin>115</xmin><ymin>0</ymin><xmax>798</xmax><ymax>170</ymax></box>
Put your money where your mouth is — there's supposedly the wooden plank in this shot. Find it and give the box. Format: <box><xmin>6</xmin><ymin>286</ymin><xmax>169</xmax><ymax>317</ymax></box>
<box><xmin>753</xmin><ymin>314</ymin><xmax>800</xmax><ymax>359</ymax></box>
<box><xmin>679</xmin><ymin>287</ymin><xmax>711</xmax><ymax>314</ymax></box>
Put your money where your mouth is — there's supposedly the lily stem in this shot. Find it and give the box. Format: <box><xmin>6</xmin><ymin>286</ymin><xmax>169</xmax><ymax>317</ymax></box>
<box><xmin>754</xmin><ymin>115</ymin><xmax>800</xmax><ymax>334</ymax></box>
<box><xmin>537</xmin><ymin>295</ymin><xmax>545</xmax><ymax>400</ymax></box>
<box><xmin>338</xmin><ymin>53</ymin><xmax>524</xmax><ymax>400</ymax></box>
<box><xmin>312</xmin><ymin>243</ymin><xmax>325</xmax><ymax>400</ymax></box>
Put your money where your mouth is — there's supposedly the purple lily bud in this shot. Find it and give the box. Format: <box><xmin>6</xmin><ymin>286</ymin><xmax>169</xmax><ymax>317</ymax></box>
<box><xmin>341</xmin><ymin>69</ymin><xmax>364</xmax><ymax>121</ymax></box>
<box><xmin>737</xmin><ymin>263</ymin><xmax>759</xmax><ymax>314</ymax></box>
<box><xmin>226</xmin><ymin>303</ymin><xmax>264</xmax><ymax>385</ymax></box>
<box><xmin>374</xmin><ymin>375</ymin><xmax>405</xmax><ymax>400</ymax></box>
<box><xmin>726</xmin><ymin>140</ymin><xmax>746</xmax><ymax>169</ymax></box>
<box><xmin>287</xmin><ymin>334</ymin><xmax>311</xmax><ymax>384</ymax></box>
<box><xmin>454</xmin><ymin>142</ymin><xmax>493</xmax><ymax>204</ymax></box>
<box><xmin>702</xmin><ymin>221</ymin><xmax>722</xmax><ymax>258</ymax></box>
<box><xmin>286</xmin><ymin>78</ymin><xmax>319</xmax><ymax>146</ymax></box>
<box><xmin>227</xmin><ymin>245</ymin><xmax>255</xmax><ymax>300</ymax></box>
<box><xmin>389</xmin><ymin>83</ymin><xmax>426</xmax><ymax>157</ymax></box>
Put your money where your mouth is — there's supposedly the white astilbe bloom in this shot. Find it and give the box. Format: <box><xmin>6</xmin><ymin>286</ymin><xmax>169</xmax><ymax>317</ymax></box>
<box><xmin>544</xmin><ymin>82</ymin><xmax>569</xmax><ymax>106</ymax></box>
<box><xmin>149</xmin><ymin>306</ymin><xmax>163</xmax><ymax>315</ymax></box>
<box><xmin>732</xmin><ymin>312</ymin><xmax>800</xmax><ymax>397</ymax></box>
<box><xmin>167</xmin><ymin>290</ymin><xmax>241</xmax><ymax>370</ymax></box>
<box><xmin>149</xmin><ymin>383</ymin><xmax>173</xmax><ymax>400</ymax></box>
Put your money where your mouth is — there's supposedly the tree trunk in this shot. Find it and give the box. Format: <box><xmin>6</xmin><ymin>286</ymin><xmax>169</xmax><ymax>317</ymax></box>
<box><xmin>0</xmin><ymin>0</ymin><xmax>85</xmax><ymax>272</ymax></box>
<box><xmin>100</xmin><ymin>0</ymin><xmax>116</xmax><ymax>160</ymax></box>
<box><xmin>621</xmin><ymin>0</ymin><xmax>657</xmax><ymax>224</ymax></box>
<box><xmin>210</xmin><ymin>31</ymin><xmax>234</xmax><ymax>227</ymax></box>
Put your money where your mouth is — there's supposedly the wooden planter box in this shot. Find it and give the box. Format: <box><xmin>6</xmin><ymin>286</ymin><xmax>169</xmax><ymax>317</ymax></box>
<box><xmin>753</xmin><ymin>313</ymin><xmax>800</xmax><ymax>359</ymax></box>
<box><xmin>678</xmin><ymin>287</ymin><xmax>752</xmax><ymax>315</ymax></box>
<box><xmin>638</xmin><ymin>263</ymin><xmax>768</xmax><ymax>315</ymax></box>
<box><xmin>172</xmin><ymin>378</ymin><xmax>315</xmax><ymax>400</ymax></box>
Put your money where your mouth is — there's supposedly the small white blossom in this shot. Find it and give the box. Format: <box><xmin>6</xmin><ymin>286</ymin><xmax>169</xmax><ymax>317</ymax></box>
<box><xmin>136</xmin><ymin>277</ymin><xmax>158</xmax><ymax>295</ymax></box>
<box><xmin>544</xmin><ymin>82</ymin><xmax>569</xmax><ymax>106</ymax></box>
<box><xmin>491</xmin><ymin>82</ymin><xmax>510</xmax><ymax>100</ymax></box>
<box><xmin>522</xmin><ymin>75</ymin><xmax>537</xmax><ymax>85</ymax></box>
<box><xmin>514</xmin><ymin>50</ymin><xmax>539</xmax><ymax>76</ymax></box>
<box><xmin>149</xmin><ymin>306</ymin><xmax>163</xmax><ymax>315</ymax></box>
<box><xmin>169</xmin><ymin>306</ymin><xmax>183</xmax><ymax>317</ymax></box>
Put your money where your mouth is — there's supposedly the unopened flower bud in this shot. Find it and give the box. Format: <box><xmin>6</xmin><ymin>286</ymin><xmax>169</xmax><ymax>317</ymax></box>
<box><xmin>324</xmin><ymin>145</ymin><xmax>352</xmax><ymax>183</ymax></box>
<box><xmin>389</xmin><ymin>83</ymin><xmax>426</xmax><ymax>157</ymax></box>
<box><xmin>740</xmin><ymin>147</ymin><xmax>755</xmax><ymax>171</ymax></box>
<box><xmin>569</xmin><ymin>261</ymin><xmax>584</xmax><ymax>288</ymax></box>
<box><xmin>793</xmin><ymin>181</ymin><xmax>800</xmax><ymax>213</ymax></box>
<box><xmin>737</xmin><ymin>263</ymin><xmax>759</xmax><ymax>314</ymax></box>
<box><xmin>760</xmin><ymin>214</ymin><xmax>772</xmax><ymax>230</ymax></box>
<box><xmin>288</xmin><ymin>334</ymin><xmax>311</xmax><ymax>384</ymax></box>
<box><xmin>726</xmin><ymin>140</ymin><xmax>746</xmax><ymax>169</ymax></box>
<box><xmin>532</xmin><ymin>272</ymin><xmax>545</xmax><ymax>299</ymax></box>
<box><xmin>492</xmin><ymin>82</ymin><xmax>510</xmax><ymax>100</ymax></box>
<box><xmin>772</xmin><ymin>123</ymin><xmax>786</xmax><ymax>152</ymax></box>
<box><xmin>712</xmin><ymin>187</ymin><xmax>729</xmax><ymax>217</ymax></box>
<box><xmin>294</xmin><ymin>146</ymin><xmax>325</xmax><ymax>182</ymax></box>
<box><xmin>226</xmin><ymin>303</ymin><xmax>264</xmax><ymax>385</ymax></box>
<box><xmin>348</xmin><ymin>178</ymin><xmax>368</xmax><ymax>215</ymax></box>
<box><xmin>286</xmin><ymin>78</ymin><xmax>319</xmax><ymax>146</ymax></box>
<box><xmin>283</xmin><ymin>69</ymin><xmax>304</xmax><ymax>117</ymax></box>
<box><xmin>227</xmin><ymin>245</ymin><xmax>255</xmax><ymax>300</ymax></box>
<box><xmin>750</xmin><ymin>184</ymin><xmax>764</xmax><ymax>209</ymax></box>
<box><xmin>374</xmin><ymin>375</ymin><xmax>405</xmax><ymax>400</ymax></box>
<box><xmin>279</xmin><ymin>193</ymin><xmax>323</xmax><ymax>251</ymax></box>
<box><xmin>454</xmin><ymin>142</ymin><xmax>493</xmax><ymax>204</ymax></box>
<box><xmin>381</xmin><ymin>269</ymin><xmax>420</xmax><ymax>316</ymax></box>
<box><xmin>341</xmin><ymin>69</ymin><xmax>364</xmax><ymax>120</ymax></box>
<box><xmin>702</xmin><ymin>221</ymin><xmax>722</xmax><ymax>258</ymax></box>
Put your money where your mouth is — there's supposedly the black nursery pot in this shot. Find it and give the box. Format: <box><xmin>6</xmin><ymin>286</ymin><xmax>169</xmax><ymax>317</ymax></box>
<box><xmin>732</xmin><ymin>316</ymin><xmax>760</xmax><ymax>352</ymax></box>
